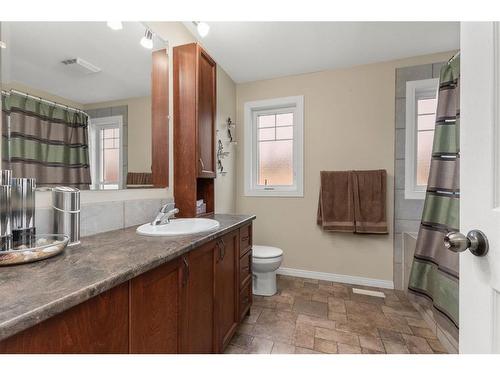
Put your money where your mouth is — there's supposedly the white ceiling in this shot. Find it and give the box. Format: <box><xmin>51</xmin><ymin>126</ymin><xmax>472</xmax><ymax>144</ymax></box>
<box><xmin>2</xmin><ymin>22</ymin><xmax>166</xmax><ymax>104</ymax></box>
<box><xmin>183</xmin><ymin>22</ymin><xmax>460</xmax><ymax>83</ymax></box>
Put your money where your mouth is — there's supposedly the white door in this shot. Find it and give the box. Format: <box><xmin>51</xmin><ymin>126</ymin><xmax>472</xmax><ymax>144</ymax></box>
<box><xmin>460</xmin><ymin>22</ymin><xmax>500</xmax><ymax>353</ymax></box>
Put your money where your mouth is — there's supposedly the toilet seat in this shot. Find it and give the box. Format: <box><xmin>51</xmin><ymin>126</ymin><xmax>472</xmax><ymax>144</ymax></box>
<box><xmin>252</xmin><ymin>245</ymin><xmax>283</xmax><ymax>259</ymax></box>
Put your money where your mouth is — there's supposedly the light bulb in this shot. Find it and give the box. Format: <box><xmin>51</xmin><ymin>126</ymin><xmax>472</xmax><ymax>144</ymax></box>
<box><xmin>196</xmin><ymin>22</ymin><xmax>210</xmax><ymax>38</ymax></box>
<box><xmin>106</xmin><ymin>21</ymin><xmax>123</xmax><ymax>31</ymax></box>
<box><xmin>0</xmin><ymin>41</ymin><xmax>6</xmax><ymax>49</ymax></box>
<box><xmin>140</xmin><ymin>29</ymin><xmax>153</xmax><ymax>49</ymax></box>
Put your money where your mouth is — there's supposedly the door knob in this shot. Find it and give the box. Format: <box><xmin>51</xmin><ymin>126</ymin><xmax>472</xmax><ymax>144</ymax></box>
<box><xmin>444</xmin><ymin>230</ymin><xmax>489</xmax><ymax>257</ymax></box>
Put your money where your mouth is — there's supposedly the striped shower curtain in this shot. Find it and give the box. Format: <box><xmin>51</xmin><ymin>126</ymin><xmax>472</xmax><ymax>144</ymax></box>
<box><xmin>1</xmin><ymin>91</ymin><xmax>91</xmax><ymax>189</ymax></box>
<box><xmin>408</xmin><ymin>54</ymin><xmax>460</xmax><ymax>339</ymax></box>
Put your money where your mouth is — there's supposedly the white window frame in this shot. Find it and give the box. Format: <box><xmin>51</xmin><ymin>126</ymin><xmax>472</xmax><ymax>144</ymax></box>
<box><xmin>244</xmin><ymin>95</ymin><xmax>304</xmax><ymax>197</ymax></box>
<box><xmin>89</xmin><ymin>115</ymin><xmax>124</xmax><ymax>190</ymax></box>
<box><xmin>404</xmin><ymin>78</ymin><xmax>439</xmax><ymax>200</ymax></box>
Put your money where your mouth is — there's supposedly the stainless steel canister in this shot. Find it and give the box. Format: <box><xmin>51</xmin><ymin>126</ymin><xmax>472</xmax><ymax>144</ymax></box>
<box><xmin>0</xmin><ymin>170</ymin><xmax>12</xmax><ymax>251</ymax></box>
<box><xmin>52</xmin><ymin>186</ymin><xmax>80</xmax><ymax>246</ymax></box>
<box><xmin>11</xmin><ymin>178</ymin><xmax>37</xmax><ymax>246</ymax></box>
<box><xmin>11</xmin><ymin>178</ymin><xmax>36</xmax><ymax>231</ymax></box>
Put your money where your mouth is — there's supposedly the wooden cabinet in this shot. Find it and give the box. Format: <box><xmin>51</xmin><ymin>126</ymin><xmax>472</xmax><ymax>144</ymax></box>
<box><xmin>151</xmin><ymin>48</ymin><xmax>170</xmax><ymax>188</ymax></box>
<box><xmin>174</xmin><ymin>43</ymin><xmax>216</xmax><ymax>217</ymax></box>
<box><xmin>0</xmin><ymin>284</ymin><xmax>129</xmax><ymax>354</ymax></box>
<box><xmin>214</xmin><ymin>232</ymin><xmax>239</xmax><ymax>352</ymax></box>
<box><xmin>0</xmin><ymin>224</ymin><xmax>253</xmax><ymax>354</ymax></box>
<box><xmin>197</xmin><ymin>49</ymin><xmax>217</xmax><ymax>178</ymax></box>
<box><xmin>130</xmin><ymin>258</ymin><xmax>181</xmax><ymax>353</ymax></box>
<box><xmin>179</xmin><ymin>241</ymin><xmax>216</xmax><ymax>353</ymax></box>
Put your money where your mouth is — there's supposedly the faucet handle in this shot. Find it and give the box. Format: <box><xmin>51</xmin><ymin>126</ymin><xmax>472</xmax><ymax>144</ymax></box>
<box><xmin>159</xmin><ymin>202</ymin><xmax>176</xmax><ymax>213</ymax></box>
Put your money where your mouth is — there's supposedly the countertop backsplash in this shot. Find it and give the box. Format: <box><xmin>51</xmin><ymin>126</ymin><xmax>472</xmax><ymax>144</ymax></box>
<box><xmin>35</xmin><ymin>197</ymin><xmax>173</xmax><ymax>237</ymax></box>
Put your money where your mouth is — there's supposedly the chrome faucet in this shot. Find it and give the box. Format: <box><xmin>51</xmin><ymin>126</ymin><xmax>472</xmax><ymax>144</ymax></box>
<box><xmin>151</xmin><ymin>202</ymin><xmax>179</xmax><ymax>226</ymax></box>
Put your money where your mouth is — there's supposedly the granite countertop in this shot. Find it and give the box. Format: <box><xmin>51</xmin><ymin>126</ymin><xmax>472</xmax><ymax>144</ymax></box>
<box><xmin>0</xmin><ymin>213</ymin><xmax>255</xmax><ymax>341</ymax></box>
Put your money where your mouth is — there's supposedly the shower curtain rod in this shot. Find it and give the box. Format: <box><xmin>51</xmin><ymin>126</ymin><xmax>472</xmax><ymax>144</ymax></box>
<box><xmin>1</xmin><ymin>89</ymin><xmax>88</xmax><ymax>116</ymax></box>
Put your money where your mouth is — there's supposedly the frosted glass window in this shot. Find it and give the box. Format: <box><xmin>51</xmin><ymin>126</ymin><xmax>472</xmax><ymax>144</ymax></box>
<box><xmin>100</xmin><ymin>127</ymin><xmax>120</xmax><ymax>185</ymax></box>
<box><xmin>258</xmin><ymin>127</ymin><xmax>275</xmax><ymax>141</ymax></box>
<box><xmin>244</xmin><ymin>96</ymin><xmax>303</xmax><ymax>197</ymax></box>
<box><xmin>276</xmin><ymin>126</ymin><xmax>293</xmax><ymax>140</ymax></box>
<box><xmin>276</xmin><ymin>113</ymin><xmax>293</xmax><ymax>126</ymax></box>
<box><xmin>418</xmin><ymin>98</ymin><xmax>437</xmax><ymax>114</ymax></box>
<box><xmin>256</xmin><ymin>111</ymin><xmax>294</xmax><ymax>186</ymax></box>
<box><xmin>416</xmin><ymin>97</ymin><xmax>437</xmax><ymax>187</ymax></box>
<box><xmin>258</xmin><ymin>140</ymin><xmax>293</xmax><ymax>185</ymax></box>
<box><xmin>258</xmin><ymin>115</ymin><xmax>275</xmax><ymax>128</ymax></box>
<box><xmin>417</xmin><ymin>131</ymin><xmax>433</xmax><ymax>185</ymax></box>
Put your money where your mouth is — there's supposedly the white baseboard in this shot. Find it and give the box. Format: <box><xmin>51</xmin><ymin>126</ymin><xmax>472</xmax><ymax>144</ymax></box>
<box><xmin>277</xmin><ymin>267</ymin><xmax>394</xmax><ymax>290</ymax></box>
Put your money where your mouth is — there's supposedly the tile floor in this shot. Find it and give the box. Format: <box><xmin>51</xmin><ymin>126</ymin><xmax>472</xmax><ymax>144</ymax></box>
<box><xmin>224</xmin><ymin>275</ymin><xmax>448</xmax><ymax>354</ymax></box>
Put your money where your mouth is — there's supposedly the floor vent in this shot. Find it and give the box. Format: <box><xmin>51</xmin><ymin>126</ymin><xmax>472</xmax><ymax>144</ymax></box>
<box><xmin>352</xmin><ymin>288</ymin><xmax>386</xmax><ymax>298</ymax></box>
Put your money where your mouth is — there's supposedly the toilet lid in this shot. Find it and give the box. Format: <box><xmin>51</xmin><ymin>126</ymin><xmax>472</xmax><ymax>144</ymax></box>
<box><xmin>252</xmin><ymin>245</ymin><xmax>283</xmax><ymax>259</ymax></box>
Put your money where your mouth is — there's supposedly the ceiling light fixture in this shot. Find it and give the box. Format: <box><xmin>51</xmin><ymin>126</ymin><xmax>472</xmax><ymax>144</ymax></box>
<box><xmin>140</xmin><ymin>29</ymin><xmax>154</xmax><ymax>49</ymax></box>
<box><xmin>106</xmin><ymin>21</ymin><xmax>123</xmax><ymax>31</ymax></box>
<box><xmin>0</xmin><ymin>41</ymin><xmax>6</xmax><ymax>49</ymax></box>
<box><xmin>193</xmin><ymin>21</ymin><xmax>210</xmax><ymax>38</ymax></box>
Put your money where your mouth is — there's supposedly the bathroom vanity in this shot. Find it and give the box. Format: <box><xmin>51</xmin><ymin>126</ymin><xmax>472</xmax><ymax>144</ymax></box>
<box><xmin>0</xmin><ymin>214</ymin><xmax>254</xmax><ymax>354</ymax></box>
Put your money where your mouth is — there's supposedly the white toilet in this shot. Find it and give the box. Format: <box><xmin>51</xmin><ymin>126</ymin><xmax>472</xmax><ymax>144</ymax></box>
<box><xmin>251</xmin><ymin>245</ymin><xmax>283</xmax><ymax>296</ymax></box>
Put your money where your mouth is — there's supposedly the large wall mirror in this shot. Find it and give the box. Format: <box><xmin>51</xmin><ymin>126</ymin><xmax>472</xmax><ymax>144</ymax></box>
<box><xmin>0</xmin><ymin>22</ymin><xmax>169</xmax><ymax>190</ymax></box>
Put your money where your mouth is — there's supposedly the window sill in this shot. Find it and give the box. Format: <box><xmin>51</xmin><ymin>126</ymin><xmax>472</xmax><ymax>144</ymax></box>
<box><xmin>404</xmin><ymin>189</ymin><xmax>426</xmax><ymax>200</ymax></box>
<box><xmin>244</xmin><ymin>188</ymin><xmax>304</xmax><ymax>198</ymax></box>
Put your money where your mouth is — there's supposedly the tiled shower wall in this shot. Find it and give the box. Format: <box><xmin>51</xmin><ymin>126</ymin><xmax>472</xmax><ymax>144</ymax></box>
<box><xmin>393</xmin><ymin>61</ymin><xmax>445</xmax><ymax>290</ymax></box>
<box><xmin>35</xmin><ymin>197</ymin><xmax>172</xmax><ymax>237</ymax></box>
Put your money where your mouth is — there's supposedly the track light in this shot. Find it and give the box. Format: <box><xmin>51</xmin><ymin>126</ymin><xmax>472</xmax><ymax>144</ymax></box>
<box><xmin>193</xmin><ymin>21</ymin><xmax>210</xmax><ymax>38</ymax></box>
<box><xmin>140</xmin><ymin>29</ymin><xmax>153</xmax><ymax>49</ymax></box>
<box><xmin>106</xmin><ymin>21</ymin><xmax>123</xmax><ymax>31</ymax></box>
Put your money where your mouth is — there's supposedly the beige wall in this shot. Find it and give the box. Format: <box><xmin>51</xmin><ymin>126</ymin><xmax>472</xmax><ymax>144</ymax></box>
<box><xmin>215</xmin><ymin>66</ymin><xmax>237</xmax><ymax>213</ymax></box>
<box><xmin>84</xmin><ymin>96</ymin><xmax>152</xmax><ymax>173</ymax></box>
<box><xmin>235</xmin><ymin>51</ymin><xmax>454</xmax><ymax>282</ymax></box>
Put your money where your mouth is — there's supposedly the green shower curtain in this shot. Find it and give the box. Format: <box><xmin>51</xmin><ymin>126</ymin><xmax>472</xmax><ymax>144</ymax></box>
<box><xmin>1</xmin><ymin>91</ymin><xmax>91</xmax><ymax>189</ymax></box>
<box><xmin>408</xmin><ymin>54</ymin><xmax>460</xmax><ymax>338</ymax></box>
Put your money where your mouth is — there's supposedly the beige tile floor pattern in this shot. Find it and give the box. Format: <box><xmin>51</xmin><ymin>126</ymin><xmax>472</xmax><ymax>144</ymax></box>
<box><xmin>224</xmin><ymin>275</ymin><xmax>448</xmax><ymax>354</ymax></box>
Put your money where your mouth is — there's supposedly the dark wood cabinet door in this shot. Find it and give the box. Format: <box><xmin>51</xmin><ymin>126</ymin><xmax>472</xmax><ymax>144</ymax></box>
<box><xmin>151</xmin><ymin>48</ymin><xmax>169</xmax><ymax>188</ymax></box>
<box><xmin>197</xmin><ymin>48</ymin><xmax>216</xmax><ymax>178</ymax></box>
<box><xmin>130</xmin><ymin>258</ymin><xmax>180</xmax><ymax>353</ymax></box>
<box><xmin>0</xmin><ymin>284</ymin><xmax>129</xmax><ymax>354</ymax></box>
<box><xmin>180</xmin><ymin>241</ymin><xmax>215</xmax><ymax>353</ymax></box>
<box><xmin>214</xmin><ymin>232</ymin><xmax>239</xmax><ymax>352</ymax></box>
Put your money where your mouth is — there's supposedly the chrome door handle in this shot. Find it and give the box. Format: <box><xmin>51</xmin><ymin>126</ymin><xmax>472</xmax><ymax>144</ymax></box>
<box><xmin>444</xmin><ymin>230</ymin><xmax>489</xmax><ymax>257</ymax></box>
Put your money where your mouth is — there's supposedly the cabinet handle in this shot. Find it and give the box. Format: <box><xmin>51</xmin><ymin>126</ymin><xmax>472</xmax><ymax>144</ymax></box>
<box><xmin>215</xmin><ymin>241</ymin><xmax>222</xmax><ymax>262</ymax></box>
<box><xmin>182</xmin><ymin>257</ymin><xmax>189</xmax><ymax>286</ymax></box>
<box><xmin>220</xmin><ymin>238</ymin><xmax>225</xmax><ymax>260</ymax></box>
<box><xmin>241</xmin><ymin>235</ymin><xmax>249</xmax><ymax>242</ymax></box>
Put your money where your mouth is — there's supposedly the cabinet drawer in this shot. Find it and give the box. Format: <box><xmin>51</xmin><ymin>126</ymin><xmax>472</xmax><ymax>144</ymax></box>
<box><xmin>239</xmin><ymin>280</ymin><xmax>252</xmax><ymax>321</ymax></box>
<box><xmin>239</xmin><ymin>250</ymin><xmax>252</xmax><ymax>288</ymax></box>
<box><xmin>239</xmin><ymin>224</ymin><xmax>252</xmax><ymax>256</ymax></box>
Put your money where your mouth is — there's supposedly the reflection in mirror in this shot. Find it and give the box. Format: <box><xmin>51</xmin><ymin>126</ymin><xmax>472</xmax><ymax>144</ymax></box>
<box><xmin>0</xmin><ymin>22</ymin><xmax>168</xmax><ymax>190</ymax></box>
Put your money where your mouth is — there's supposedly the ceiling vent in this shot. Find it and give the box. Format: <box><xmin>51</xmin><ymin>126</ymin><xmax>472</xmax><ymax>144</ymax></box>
<box><xmin>61</xmin><ymin>57</ymin><xmax>101</xmax><ymax>74</ymax></box>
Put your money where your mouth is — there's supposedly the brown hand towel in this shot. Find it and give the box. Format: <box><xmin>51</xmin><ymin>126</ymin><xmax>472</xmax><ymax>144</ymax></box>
<box><xmin>351</xmin><ymin>169</ymin><xmax>388</xmax><ymax>234</ymax></box>
<box><xmin>317</xmin><ymin>171</ymin><xmax>355</xmax><ymax>232</ymax></box>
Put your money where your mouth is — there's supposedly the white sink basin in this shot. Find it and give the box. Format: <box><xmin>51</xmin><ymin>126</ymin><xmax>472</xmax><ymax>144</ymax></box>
<box><xmin>136</xmin><ymin>218</ymin><xmax>220</xmax><ymax>237</ymax></box>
